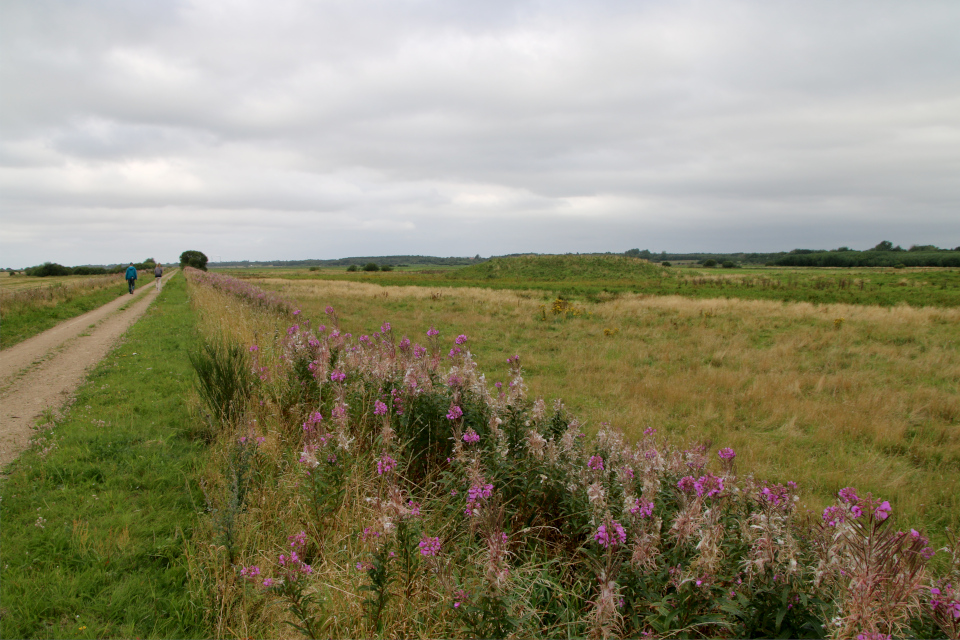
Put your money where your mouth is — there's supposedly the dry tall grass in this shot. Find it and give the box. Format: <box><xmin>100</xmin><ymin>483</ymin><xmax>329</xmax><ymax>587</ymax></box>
<box><xmin>0</xmin><ymin>273</ymin><xmax>124</xmax><ymax>318</ymax></box>
<box><xmin>247</xmin><ymin>278</ymin><xmax>960</xmax><ymax>534</ymax></box>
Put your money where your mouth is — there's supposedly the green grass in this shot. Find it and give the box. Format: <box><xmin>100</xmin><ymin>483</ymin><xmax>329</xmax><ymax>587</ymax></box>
<box><xmin>0</xmin><ymin>273</ymin><xmax>210</xmax><ymax>639</ymax></box>
<box><xmin>0</xmin><ymin>282</ymin><xmax>131</xmax><ymax>349</ymax></box>
<box><xmin>223</xmin><ymin>255</ymin><xmax>960</xmax><ymax>307</ymax></box>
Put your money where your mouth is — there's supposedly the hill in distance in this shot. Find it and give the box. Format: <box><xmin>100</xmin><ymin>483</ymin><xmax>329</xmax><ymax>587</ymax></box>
<box><xmin>447</xmin><ymin>253</ymin><xmax>666</xmax><ymax>281</ymax></box>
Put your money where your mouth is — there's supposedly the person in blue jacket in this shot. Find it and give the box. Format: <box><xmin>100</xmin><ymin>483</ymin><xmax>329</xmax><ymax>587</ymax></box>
<box><xmin>125</xmin><ymin>263</ymin><xmax>138</xmax><ymax>294</ymax></box>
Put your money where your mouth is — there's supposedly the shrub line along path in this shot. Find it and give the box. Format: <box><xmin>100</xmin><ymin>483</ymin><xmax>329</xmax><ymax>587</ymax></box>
<box><xmin>0</xmin><ymin>270</ymin><xmax>177</xmax><ymax>470</ymax></box>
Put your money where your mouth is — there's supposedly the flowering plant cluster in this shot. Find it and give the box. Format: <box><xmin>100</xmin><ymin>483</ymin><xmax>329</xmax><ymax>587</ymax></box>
<box><xmin>186</xmin><ymin>270</ymin><xmax>956</xmax><ymax>639</ymax></box>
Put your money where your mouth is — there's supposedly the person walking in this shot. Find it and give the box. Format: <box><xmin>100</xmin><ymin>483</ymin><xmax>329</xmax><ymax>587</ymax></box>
<box><xmin>154</xmin><ymin>263</ymin><xmax>163</xmax><ymax>291</ymax></box>
<box><xmin>125</xmin><ymin>262</ymin><xmax>138</xmax><ymax>294</ymax></box>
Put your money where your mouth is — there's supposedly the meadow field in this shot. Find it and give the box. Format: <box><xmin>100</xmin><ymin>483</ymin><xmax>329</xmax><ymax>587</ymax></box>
<box><xmin>242</xmin><ymin>268</ymin><xmax>960</xmax><ymax>536</ymax></box>
<box><xmin>3</xmin><ymin>258</ymin><xmax>958</xmax><ymax>638</ymax></box>
<box><xmin>176</xmin><ymin>265</ymin><xmax>958</xmax><ymax>638</ymax></box>
<box><xmin>221</xmin><ymin>255</ymin><xmax>960</xmax><ymax>308</ymax></box>
<box><xmin>0</xmin><ymin>271</ymin><xmax>131</xmax><ymax>348</ymax></box>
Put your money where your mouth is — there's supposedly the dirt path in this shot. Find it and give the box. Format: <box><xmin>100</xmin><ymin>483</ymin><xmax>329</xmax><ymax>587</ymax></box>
<box><xmin>0</xmin><ymin>271</ymin><xmax>178</xmax><ymax>470</ymax></box>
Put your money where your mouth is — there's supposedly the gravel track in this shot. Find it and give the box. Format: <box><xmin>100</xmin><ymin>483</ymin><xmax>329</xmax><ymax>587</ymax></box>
<box><xmin>0</xmin><ymin>271</ymin><xmax>178</xmax><ymax>470</ymax></box>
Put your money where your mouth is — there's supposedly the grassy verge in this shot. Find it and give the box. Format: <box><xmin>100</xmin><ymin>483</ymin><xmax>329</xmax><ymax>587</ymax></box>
<box><xmin>0</xmin><ymin>273</ymin><xmax>210</xmax><ymax>639</ymax></box>
<box><xmin>1</xmin><ymin>281</ymin><xmax>130</xmax><ymax>349</ymax></box>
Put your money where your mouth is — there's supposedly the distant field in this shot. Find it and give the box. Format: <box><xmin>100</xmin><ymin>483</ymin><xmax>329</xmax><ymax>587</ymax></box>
<box><xmin>248</xmin><ymin>274</ymin><xmax>960</xmax><ymax>538</ymax></box>
<box><xmin>221</xmin><ymin>254</ymin><xmax>960</xmax><ymax>307</ymax></box>
<box><xmin>0</xmin><ymin>272</ymin><xmax>130</xmax><ymax>348</ymax></box>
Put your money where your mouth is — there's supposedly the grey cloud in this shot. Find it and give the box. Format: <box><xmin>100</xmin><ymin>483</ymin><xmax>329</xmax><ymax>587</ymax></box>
<box><xmin>2</xmin><ymin>0</ymin><xmax>959</xmax><ymax>267</ymax></box>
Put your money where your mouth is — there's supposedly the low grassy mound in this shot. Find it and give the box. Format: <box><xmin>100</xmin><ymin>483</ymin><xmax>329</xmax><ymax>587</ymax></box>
<box><xmin>448</xmin><ymin>254</ymin><xmax>665</xmax><ymax>282</ymax></box>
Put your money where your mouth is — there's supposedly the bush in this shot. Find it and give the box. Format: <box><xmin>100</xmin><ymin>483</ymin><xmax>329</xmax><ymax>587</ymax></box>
<box><xmin>661</xmin><ymin>261</ymin><xmax>671</xmax><ymax>267</ymax></box>
<box><xmin>24</xmin><ymin>262</ymin><xmax>72</xmax><ymax>277</ymax></box>
<box><xmin>72</xmin><ymin>266</ymin><xmax>108</xmax><ymax>276</ymax></box>
<box><xmin>309</xmin><ymin>266</ymin><xmax>319</xmax><ymax>272</ymax></box>
<box><xmin>722</xmin><ymin>261</ymin><xmax>736</xmax><ymax>269</ymax></box>
<box><xmin>702</xmin><ymin>259</ymin><xmax>717</xmax><ymax>268</ymax></box>
<box><xmin>347</xmin><ymin>265</ymin><xmax>358</xmax><ymax>272</ymax></box>
<box><xmin>363</xmin><ymin>263</ymin><xmax>380</xmax><ymax>272</ymax></box>
<box><xmin>180</xmin><ymin>250</ymin><xmax>209</xmax><ymax>271</ymax></box>
<box><xmin>381</xmin><ymin>265</ymin><xmax>394</xmax><ymax>272</ymax></box>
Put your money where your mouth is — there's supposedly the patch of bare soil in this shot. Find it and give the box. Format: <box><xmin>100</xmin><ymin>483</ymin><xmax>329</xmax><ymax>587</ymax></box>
<box><xmin>0</xmin><ymin>272</ymin><xmax>177</xmax><ymax>470</ymax></box>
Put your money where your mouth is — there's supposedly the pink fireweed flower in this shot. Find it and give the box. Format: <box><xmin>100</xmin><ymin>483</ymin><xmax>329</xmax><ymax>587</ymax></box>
<box><xmin>851</xmin><ymin>505</ymin><xmax>864</xmax><ymax>518</ymax></box>
<box><xmin>677</xmin><ymin>476</ymin><xmax>697</xmax><ymax>493</ymax></box>
<box><xmin>759</xmin><ymin>484</ymin><xmax>793</xmax><ymax>508</ymax></box>
<box><xmin>426</xmin><ymin>326</ymin><xmax>440</xmax><ymax>337</ymax></box>
<box><xmin>399</xmin><ymin>336</ymin><xmax>411</xmax><ymax>350</ymax></box>
<box><xmin>587</xmin><ymin>455</ymin><xmax>605</xmax><ymax>471</ymax></box>
<box><xmin>455</xmin><ymin>334</ymin><xmax>468</xmax><ymax>344</ymax></box>
<box><xmin>419</xmin><ymin>536</ymin><xmax>441</xmax><ymax>557</ymax></box>
<box><xmin>838</xmin><ymin>487</ymin><xmax>859</xmax><ymax>504</ymax></box>
<box><xmin>325</xmin><ymin>305</ymin><xmax>335</xmax><ymax>315</ymax></box>
<box><xmin>874</xmin><ymin>500</ymin><xmax>892</xmax><ymax>521</ymax></box>
<box><xmin>446</xmin><ymin>405</ymin><xmax>463</xmax><ymax>420</ymax></box>
<box><xmin>377</xmin><ymin>455</ymin><xmax>397</xmax><ymax>475</ymax></box>
<box><xmin>643</xmin><ymin>427</ymin><xmax>656</xmax><ymax>436</ymax></box>
<box><xmin>240</xmin><ymin>565</ymin><xmax>260</xmax><ymax>579</ymax></box>
<box><xmin>303</xmin><ymin>411</ymin><xmax>323</xmax><ymax>432</ymax></box>
<box><xmin>262</xmin><ymin>577</ymin><xmax>274</xmax><ymax>587</ymax></box>
<box><xmin>406</xmin><ymin>500</ymin><xmax>421</xmax><ymax>517</ymax></box>
<box><xmin>288</xmin><ymin>531</ymin><xmax>307</xmax><ymax>549</ymax></box>
<box><xmin>448</xmin><ymin>346</ymin><xmax>461</xmax><ymax>359</ymax></box>
<box><xmin>718</xmin><ymin>447</ymin><xmax>736</xmax><ymax>460</ymax></box>
<box><xmin>381</xmin><ymin>322</ymin><xmax>391</xmax><ymax>333</ymax></box>
<box><xmin>413</xmin><ymin>344</ymin><xmax>427</xmax><ymax>359</ymax></box>
<box><xmin>330</xmin><ymin>369</ymin><xmax>346</xmax><ymax>382</ymax></box>
<box><xmin>287</xmin><ymin>324</ymin><xmax>299</xmax><ymax>335</ymax></box>
<box><xmin>374</xmin><ymin>400</ymin><xmax>388</xmax><ymax>416</ymax></box>
<box><xmin>465</xmin><ymin>482</ymin><xmax>494</xmax><ymax>516</ymax></box>
<box><xmin>447</xmin><ymin>374</ymin><xmax>463</xmax><ymax>387</ymax></box>
<box><xmin>249</xmin><ymin>344</ymin><xmax>259</xmax><ymax>352</ymax></box>
<box><xmin>694</xmin><ymin>474</ymin><xmax>724</xmax><ymax>499</ymax></box>
<box><xmin>594</xmin><ymin>521</ymin><xmax>627</xmax><ymax>548</ymax></box>
<box><xmin>822</xmin><ymin>505</ymin><xmax>845</xmax><ymax>527</ymax></box>
<box><xmin>293</xmin><ymin>309</ymin><xmax>301</xmax><ymax>316</ymax></box>
<box><xmin>631</xmin><ymin>498</ymin><xmax>654</xmax><ymax>518</ymax></box>
<box><xmin>462</xmin><ymin>429</ymin><xmax>480</xmax><ymax>444</ymax></box>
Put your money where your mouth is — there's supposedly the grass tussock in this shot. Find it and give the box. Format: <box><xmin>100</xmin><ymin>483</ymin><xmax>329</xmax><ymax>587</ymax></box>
<box><xmin>183</xmin><ymin>271</ymin><xmax>959</xmax><ymax>638</ymax></box>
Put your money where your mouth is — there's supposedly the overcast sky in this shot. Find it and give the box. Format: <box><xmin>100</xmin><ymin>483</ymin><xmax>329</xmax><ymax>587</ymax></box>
<box><xmin>2</xmin><ymin>0</ymin><xmax>959</xmax><ymax>267</ymax></box>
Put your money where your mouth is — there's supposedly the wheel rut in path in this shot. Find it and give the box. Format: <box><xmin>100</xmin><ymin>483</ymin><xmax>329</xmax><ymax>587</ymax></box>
<box><xmin>0</xmin><ymin>272</ymin><xmax>178</xmax><ymax>471</ymax></box>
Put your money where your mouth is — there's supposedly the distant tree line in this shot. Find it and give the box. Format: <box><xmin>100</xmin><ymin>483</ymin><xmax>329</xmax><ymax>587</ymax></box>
<box><xmin>625</xmin><ymin>243</ymin><xmax>960</xmax><ymax>268</ymax></box>
<box><xmin>18</xmin><ymin>258</ymin><xmax>158</xmax><ymax>277</ymax></box>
